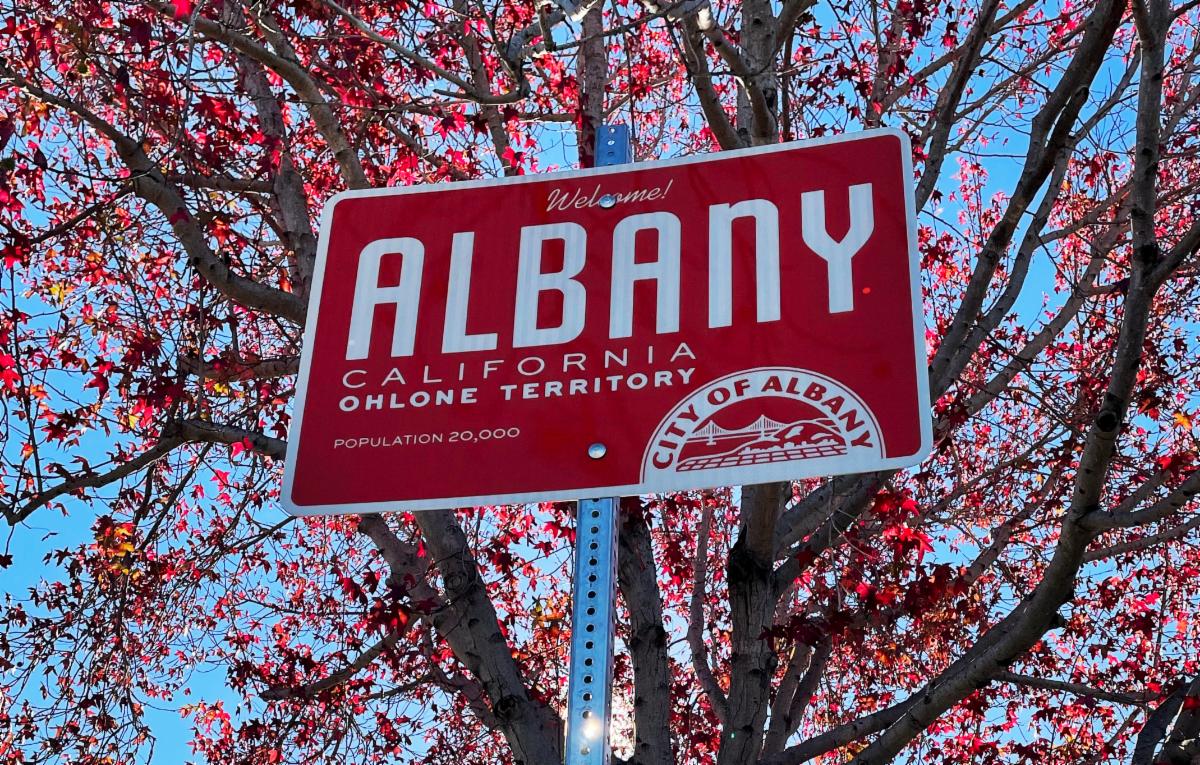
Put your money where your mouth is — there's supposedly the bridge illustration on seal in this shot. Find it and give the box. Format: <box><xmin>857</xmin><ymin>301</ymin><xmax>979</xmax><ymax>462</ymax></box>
<box><xmin>677</xmin><ymin>412</ymin><xmax>849</xmax><ymax>471</ymax></box>
<box><xmin>692</xmin><ymin>415</ymin><xmax>791</xmax><ymax>445</ymax></box>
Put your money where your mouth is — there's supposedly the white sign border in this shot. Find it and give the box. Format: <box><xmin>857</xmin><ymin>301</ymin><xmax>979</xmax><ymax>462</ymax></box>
<box><xmin>281</xmin><ymin>127</ymin><xmax>931</xmax><ymax>516</ymax></box>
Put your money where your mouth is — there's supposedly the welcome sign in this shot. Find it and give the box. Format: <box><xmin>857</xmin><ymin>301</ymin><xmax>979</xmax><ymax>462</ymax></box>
<box><xmin>282</xmin><ymin>129</ymin><xmax>930</xmax><ymax>514</ymax></box>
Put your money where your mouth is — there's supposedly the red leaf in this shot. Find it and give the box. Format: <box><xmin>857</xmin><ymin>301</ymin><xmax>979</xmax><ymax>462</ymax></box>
<box><xmin>230</xmin><ymin>437</ymin><xmax>253</xmax><ymax>457</ymax></box>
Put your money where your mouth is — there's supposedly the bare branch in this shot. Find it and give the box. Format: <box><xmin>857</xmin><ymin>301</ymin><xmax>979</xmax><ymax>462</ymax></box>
<box><xmin>1084</xmin><ymin>511</ymin><xmax>1200</xmax><ymax>562</ymax></box>
<box><xmin>177</xmin><ymin>353</ymin><xmax>300</xmax><ymax>382</ymax></box>
<box><xmin>997</xmin><ymin>671</ymin><xmax>1160</xmax><ymax>706</ymax></box>
<box><xmin>687</xmin><ymin>502</ymin><xmax>728</xmax><ymax>722</ymax></box>
<box><xmin>914</xmin><ymin>0</ymin><xmax>1002</xmax><ymax>210</ymax></box>
<box><xmin>879</xmin><ymin>0</ymin><xmax>1041</xmax><ymax>114</ymax></box>
<box><xmin>173</xmin><ymin>419</ymin><xmax>287</xmax><ymax>460</ymax></box>
<box><xmin>262</xmin><ymin>632</ymin><xmax>401</xmax><ymax>701</ymax></box>
<box><xmin>927</xmin><ymin>0</ymin><xmax>1126</xmax><ymax>399</ymax></box>
<box><xmin>1086</xmin><ymin>467</ymin><xmax>1200</xmax><ymax>531</ymax></box>
<box><xmin>5</xmin><ymin>439</ymin><xmax>183</xmax><ymax>525</ymax></box>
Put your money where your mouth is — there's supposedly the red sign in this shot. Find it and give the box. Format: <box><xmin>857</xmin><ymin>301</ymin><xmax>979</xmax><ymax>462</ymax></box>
<box><xmin>282</xmin><ymin>129</ymin><xmax>930</xmax><ymax>514</ymax></box>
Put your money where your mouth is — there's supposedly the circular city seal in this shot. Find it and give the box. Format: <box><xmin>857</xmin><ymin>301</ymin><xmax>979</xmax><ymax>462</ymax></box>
<box><xmin>641</xmin><ymin>367</ymin><xmax>883</xmax><ymax>484</ymax></box>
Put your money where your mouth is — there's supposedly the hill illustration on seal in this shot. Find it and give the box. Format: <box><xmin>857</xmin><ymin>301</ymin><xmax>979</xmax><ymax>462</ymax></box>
<box><xmin>675</xmin><ymin>396</ymin><xmax>847</xmax><ymax>471</ymax></box>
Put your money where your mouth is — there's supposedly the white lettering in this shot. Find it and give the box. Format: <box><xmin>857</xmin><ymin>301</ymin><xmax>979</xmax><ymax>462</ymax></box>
<box><xmin>346</xmin><ymin>237</ymin><xmax>424</xmax><ymax>360</ymax></box>
<box><xmin>513</xmin><ymin>223</ymin><xmax>587</xmax><ymax>348</ymax></box>
<box><xmin>708</xmin><ymin>199</ymin><xmax>781</xmax><ymax>327</ymax></box>
<box><xmin>517</xmin><ymin>356</ymin><xmax>546</xmax><ymax>376</ymax></box>
<box><xmin>801</xmin><ymin>183</ymin><xmax>874</xmax><ymax>313</ymax></box>
<box><xmin>610</xmin><ymin>212</ymin><xmax>681</xmax><ymax>338</ymax></box>
<box><xmin>482</xmin><ymin>359</ymin><xmax>504</xmax><ymax>378</ymax></box>
<box><xmin>670</xmin><ymin>342</ymin><xmax>697</xmax><ymax>363</ymax></box>
<box><xmin>442</xmin><ymin>232</ymin><xmax>498</xmax><ymax>353</ymax></box>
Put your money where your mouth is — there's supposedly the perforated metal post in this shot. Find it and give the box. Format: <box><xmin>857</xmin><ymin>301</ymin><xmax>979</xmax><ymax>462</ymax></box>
<box><xmin>594</xmin><ymin>123</ymin><xmax>632</xmax><ymax>166</ymax></box>
<box><xmin>564</xmin><ymin>124</ymin><xmax>631</xmax><ymax>765</ymax></box>
<box><xmin>565</xmin><ymin>497</ymin><xmax>620</xmax><ymax>765</ymax></box>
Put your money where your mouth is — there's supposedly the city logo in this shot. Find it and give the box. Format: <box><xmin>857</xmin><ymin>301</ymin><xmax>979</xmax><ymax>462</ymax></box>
<box><xmin>642</xmin><ymin>367</ymin><xmax>883</xmax><ymax>480</ymax></box>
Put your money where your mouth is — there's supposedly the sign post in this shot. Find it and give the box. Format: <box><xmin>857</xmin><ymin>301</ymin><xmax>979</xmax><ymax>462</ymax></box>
<box><xmin>565</xmin><ymin>497</ymin><xmax>619</xmax><ymax>764</ymax></box>
<box><xmin>563</xmin><ymin>125</ymin><xmax>630</xmax><ymax>765</ymax></box>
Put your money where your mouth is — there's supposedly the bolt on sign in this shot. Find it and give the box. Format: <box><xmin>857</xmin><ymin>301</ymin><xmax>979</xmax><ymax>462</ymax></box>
<box><xmin>282</xmin><ymin>129</ymin><xmax>931</xmax><ymax>515</ymax></box>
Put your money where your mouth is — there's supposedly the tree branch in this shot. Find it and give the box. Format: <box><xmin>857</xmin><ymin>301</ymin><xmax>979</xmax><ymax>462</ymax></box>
<box><xmin>408</xmin><ymin>510</ymin><xmax>563</xmax><ymax>765</ymax></box>
<box><xmin>997</xmin><ymin>671</ymin><xmax>1160</xmax><ymax>706</ymax></box>
<box><xmin>773</xmin><ymin>0</ymin><xmax>816</xmax><ymax>55</ymax></box>
<box><xmin>1</xmin><ymin>66</ymin><xmax>307</xmax><ymax>323</ymax></box>
<box><xmin>172</xmin><ymin>419</ymin><xmax>287</xmax><ymax>459</ymax></box>
<box><xmin>762</xmin><ymin>698</ymin><xmax>913</xmax><ymax>765</ymax></box>
<box><xmin>677</xmin><ymin>13</ymin><xmax>743</xmax><ymax>150</ymax></box>
<box><xmin>687</xmin><ymin>501</ymin><xmax>729</xmax><ymax>722</ymax></box>
<box><xmin>262</xmin><ymin>631</ymin><xmax>401</xmax><ymax>701</ymax></box>
<box><xmin>1131</xmin><ymin>677</ymin><xmax>1199</xmax><ymax>765</ymax></box>
<box><xmin>1084</xmin><ymin>509</ymin><xmax>1200</xmax><ymax>562</ymax></box>
<box><xmin>4</xmin><ymin>438</ymin><xmax>183</xmax><ymax>525</ymax></box>
<box><xmin>164</xmin><ymin>173</ymin><xmax>273</xmax><ymax>193</ymax></box>
<box><xmin>177</xmin><ymin>353</ymin><xmax>300</xmax><ymax>382</ymax></box>
<box><xmin>762</xmin><ymin>639</ymin><xmax>830</xmax><ymax>755</ymax></box>
<box><xmin>1086</xmin><ymin>467</ymin><xmax>1200</xmax><ymax>531</ymax></box>
<box><xmin>914</xmin><ymin>0</ymin><xmax>1002</xmax><ymax>210</ymax></box>
<box><xmin>616</xmin><ymin>501</ymin><xmax>674</xmax><ymax>765</ymax></box>
<box><xmin>718</xmin><ymin>481</ymin><xmax>785</xmax><ymax>765</ymax></box>
<box><xmin>926</xmin><ymin>0</ymin><xmax>1126</xmax><ymax>399</ymax></box>
<box><xmin>228</xmin><ymin>14</ymin><xmax>320</xmax><ymax>298</ymax></box>
<box><xmin>837</xmin><ymin>5</ymin><xmax>1184</xmax><ymax>758</ymax></box>
<box><xmin>157</xmin><ymin>2</ymin><xmax>368</xmax><ymax>188</ymax></box>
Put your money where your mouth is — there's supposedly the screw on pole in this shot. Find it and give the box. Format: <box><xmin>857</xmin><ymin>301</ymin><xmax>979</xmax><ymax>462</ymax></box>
<box><xmin>564</xmin><ymin>123</ymin><xmax>630</xmax><ymax>765</ymax></box>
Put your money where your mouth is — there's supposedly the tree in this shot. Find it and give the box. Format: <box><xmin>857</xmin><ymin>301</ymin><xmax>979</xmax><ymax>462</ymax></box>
<box><xmin>1</xmin><ymin>0</ymin><xmax>1199</xmax><ymax>763</ymax></box>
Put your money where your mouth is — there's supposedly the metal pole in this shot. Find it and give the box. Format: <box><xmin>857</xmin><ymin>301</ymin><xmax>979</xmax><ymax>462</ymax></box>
<box><xmin>565</xmin><ymin>497</ymin><xmax>620</xmax><ymax>765</ymax></box>
<box><xmin>564</xmin><ymin>124</ymin><xmax>631</xmax><ymax>765</ymax></box>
